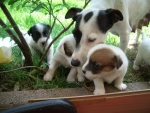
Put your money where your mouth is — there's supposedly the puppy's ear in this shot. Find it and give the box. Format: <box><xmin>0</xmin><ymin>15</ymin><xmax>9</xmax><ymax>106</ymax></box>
<box><xmin>27</xmin><ymin>27</ymin><xmax>32</xmax><ymax>36</ymax></box>
<box><xmin>113</xmin><ymin>55</ymin><xmax>123</xmax><ymax>69</ymax></box>
<box><xmin>65</xmin><ymin>7</ymin><xmax>82</xmax><ymax>21</ymax></box>
<box><xmin>106</xmin><ymin>9</ymin><xmax>123</xmax><ymax>25</ymax></box>
<box><xmin>64</xmin><ymin>43</ymin><xmax>73</xmax><ymax>57</ymax></box>
<box><xmin>46</xmin><ymin>24</ymin><xmax>51</xmax><ymax>30</ymax></box>
<box><xmin>58</xmin><ymin>42</ymin><xmax>73</xmax><ymax>57</ymax></box>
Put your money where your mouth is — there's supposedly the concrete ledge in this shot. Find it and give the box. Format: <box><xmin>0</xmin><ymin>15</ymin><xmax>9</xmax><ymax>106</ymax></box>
<box><xmin>0</xmin><ymin>82</ymin><xmax>150</xmax><ymax>111</ymax></box>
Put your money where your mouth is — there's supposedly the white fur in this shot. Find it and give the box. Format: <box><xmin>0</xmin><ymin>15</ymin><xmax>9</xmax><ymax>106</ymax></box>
<box><xmin>22</xmin><ymin>32</ymin><xmax>53</xmax><ymax>65</ymax></box>
<box><xmin>82</xmin><ymin>44</ymin><xmax>128</xmax><ymax>95</ymax></box>
<box><xmin>133</xmin><ymin>32</ymin><xmax>150</xmax><ymax>70</ymax></box>
<box><xmin>43</xmin><ymin>34</ymin><xmax>85</xmax><ymax>82</ymax></box>
<box><xmin>71</xmin><ymin>0</ymin><xmax>150</xmax><ymax>66</ymax></box>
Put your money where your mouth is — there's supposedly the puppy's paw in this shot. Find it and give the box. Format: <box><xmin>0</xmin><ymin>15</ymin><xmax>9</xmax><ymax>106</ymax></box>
<box><xmin>67</xmin><ymin>77</ymin><xmax>75</xmax><ymax>83</ymax></box>
<box><xmin>78</xmin><ymin>76</ymin><xmax>85</xmax><ymax>82</ymax></box>
<box><xmin>93</xmin><ymin>89</ymin><xmax>105</xmax><ymax>95</ymax></box>
<box><xmin>43</xmin><ymin>73</ymin><xmax>53</xmax><ymax>81</ymax></box>
<box><xmin>115</xmin><ymin>83</ymin><xmax>127</xmax><ymax>90</ymax></box>
<box><xmin>133</xmin><ymin>64</ymin><xmax>139</xmax><ymax>70</ymax></box>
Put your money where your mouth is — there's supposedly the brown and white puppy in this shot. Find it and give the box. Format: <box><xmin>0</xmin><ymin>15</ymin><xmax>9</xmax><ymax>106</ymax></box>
<box><xmin>44</xmin><ymin>34</ymin><xmax>84</xmax><ymax>83</ymax></box>
<box><xmin>82</xmin><ymin>44</ymin><xmax>128</xmax><ymax>95</ymax></box>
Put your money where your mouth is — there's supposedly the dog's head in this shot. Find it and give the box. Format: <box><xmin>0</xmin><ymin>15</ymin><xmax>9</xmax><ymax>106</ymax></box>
<box><xmin>27</xmin><ymin>23</ymin><xmax>51</xmax><ymax>47</ymax></box>
<box><xmin>65</xmin><ymin>8</ymin><xmax>123</xmax><ymax>66</ymax></box>
<box><xmin>82</xmin><ymin>44</ymin><xmax>123</xmax><ymax>80</ymax></box>
<box><xmin>58</xmin><ymin>34</ymin><xmax>76</xmax><ymax>66</ymax></box>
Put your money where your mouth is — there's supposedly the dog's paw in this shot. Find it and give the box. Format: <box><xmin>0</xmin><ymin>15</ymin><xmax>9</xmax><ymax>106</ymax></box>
<box><xmin>93</xmin><ymin>89</ymin><xmax>105</xmax><ymax>95</ymax></box>
<box><xmin>78</xmin><ymin>76</ymin><xmax>85</xmax><ymax>82</ymax></box>
<box><xmin>115</xmin><ymin>83</ymin><xmax>127</xmax><ymax>90</ymax></box>
<box><xmin>43</xmin><ymin>73</ymin><xmax>53</xmax><ymax>81</ymax></box>
<box><xmin>133</xmin><ymin>64</ymin><xmax>139</xmax><ymax>70</ymax></box>
<box><xmin>67</xmin><ymin>77</ymin><xmax>75</xmax><ymax>83</ymax></box>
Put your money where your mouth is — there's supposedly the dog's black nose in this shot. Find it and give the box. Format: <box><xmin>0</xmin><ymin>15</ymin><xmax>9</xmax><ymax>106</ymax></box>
<box><xmin>42</xmin><ymin>42</ymin><xmax>45</xmax><ymax>46</ymax></box>
<box><xmin>71</xmin><ymin>59</ymin><xmax>80</xmax><ymax>67</ymax></box>
<box><xmin>82</xmin><ymin>70</ymin><xmax>86</xmax><ymax>74</ymax></box>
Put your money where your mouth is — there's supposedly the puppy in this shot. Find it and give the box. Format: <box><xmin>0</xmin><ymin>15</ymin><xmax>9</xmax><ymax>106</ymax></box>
<box><xmin>82</xmin><ymin>44</ymin><xmax>128</xmax><ymax>95</ymax></box>
<box><xmin>43</xmin><ymin>34</ymin><xmax>84</xmax><ymax>83</ymax></box>
<box><xmin>65</xmin><ymin>0</ymin><xmax>150</xmax><ymax>67</ymax></box>
<box><xmin>133</xmin><ymin>32</ymin><xmax>150</xmax><ymax>70</ymax></box>
<box><xmin>22</xmin><ymin>23</ymin><xmax>54</xmax><ymax>64</ymax></box>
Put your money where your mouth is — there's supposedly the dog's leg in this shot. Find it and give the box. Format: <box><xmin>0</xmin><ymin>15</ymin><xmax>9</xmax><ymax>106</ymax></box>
<box><xmin>135</xmin><ymin>28</ymin><xmax>141</xmax><ymax>44</ymax></box>
<box><xmin>133</xmin><ymin>53</ymin><xmax>142</xmax><ymax>70</ymax></box>
<box><xmin>77</xmin><ymin>67</ymin><xmax>85</xmax><ymax>82</ymax></box>
<box><xmin>47</xmin><ymin>44</ymin><xmax>54</xmax><ymax>65</ymax></box>
<box><xmin>114</xmin><ymin>76</ymin><xmax>127</xmax><ymax>90</ymax></box>
<box><xmin>43</xmin><ymin>60</ymin><xmax>60</xmax><ymax>81</ymax></box>
<box><xmin>93</xmin><ymin>78</ymin><xmax>105</xmax><ymax>95</ymax></box>
<box><xmin>119</xmin><ymin>32</ymin><xmax>130</xmax><ymax>52</ymax></box>
<box><xmin>67</xmin><ymin>67</ymin><xmax>77</xmax><ymax>83</ymax></box>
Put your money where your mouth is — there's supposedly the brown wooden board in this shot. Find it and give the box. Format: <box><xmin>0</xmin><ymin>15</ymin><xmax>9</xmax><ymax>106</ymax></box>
<box><xmin>29</xmin><ymin>89</ymin><xmax>150</xmax><ymax>113</ymax></box>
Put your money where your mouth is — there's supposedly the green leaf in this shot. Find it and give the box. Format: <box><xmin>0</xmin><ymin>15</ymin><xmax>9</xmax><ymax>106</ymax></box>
<box><xmin>0</xmin><ymin>0</ymin><xmax>5</xmax><ymax>4</ymax></box>
<box><xmin>22</xmin><ymin>0</ymin><xmax>28</xmax><ymax>7</ymax></box>
<box><xmin>30</xmin><ymin>3</ymin><xmax>43</xmax><ymax>13</ymax></box>
<box><xmin>8</xmin><ymin>0</ymin><xmax>18</xmax><ymax>5</ymax></box>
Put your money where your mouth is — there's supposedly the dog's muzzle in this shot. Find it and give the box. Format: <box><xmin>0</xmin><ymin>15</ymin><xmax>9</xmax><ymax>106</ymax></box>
<box><xmin>71</xmin><ymin>59</ymin><xmax>80</xmax><ymax>67</ymax></box>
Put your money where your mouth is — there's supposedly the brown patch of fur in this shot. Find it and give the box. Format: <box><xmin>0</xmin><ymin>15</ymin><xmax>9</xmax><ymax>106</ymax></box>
<box><xmin>90</xmin><ymin>48</ymin><xmax>117</xmax><ymax>73</ymax></box>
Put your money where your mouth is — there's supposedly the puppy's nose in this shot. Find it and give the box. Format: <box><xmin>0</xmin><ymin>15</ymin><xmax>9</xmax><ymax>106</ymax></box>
<box><xmin>42</xmin><ymin>42</ymin><xmax>45</xmax><ymax>46</ymax></box>
<box><xmin>71</xmin><ymin>59</ymin><xmax>80</xmax><ymax>67</ymax></box>
<box><xmin>82</xmin><ymin>70</ymin><xmax>86</xmax><ymax>74</ymax></box>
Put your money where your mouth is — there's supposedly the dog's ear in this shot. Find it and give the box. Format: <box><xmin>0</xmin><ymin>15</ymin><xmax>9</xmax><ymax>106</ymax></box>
<box><xmin>113</xmin><ymin>55</ymin><xmax>123</xmax><ymax>69</ymax></box>
<box><xmin>58</xmin><ymin>42</ymin><xmax>73</xmax><ymax>57</ymax></box>
<box><xmin>65</xmin><ymin>7</ymin><xmax>82</xmax><ymax>21</ymax></box>
<box><xmin>46</xmin><ymin>24</ymin><xmax>51</xmax><ymax>30</ymax></box>
<box><xmin>64</xmin><ymin>43</ymin><xmax>73</xmax><ymax>57</ymax></box>
<box><xmin>106</xmin><ymin>9</ymin><xmax>123</xmax><ymax>25</ymax></box>
<box><xmin>27</xmin><ymin>27</ymin><xmax>32</xmax><ymax>36</ymax></box>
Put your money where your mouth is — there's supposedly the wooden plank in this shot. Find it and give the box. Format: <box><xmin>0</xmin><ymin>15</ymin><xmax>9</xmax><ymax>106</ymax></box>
<box><xmin>74</xmin><ymin>93</ymin><xmax>150</xmax><ymax>113</ymax></box>
<box><xmin>29</xmin><ymin>89</ymin><xmax>150</xmax><ymax>113</ymax></box>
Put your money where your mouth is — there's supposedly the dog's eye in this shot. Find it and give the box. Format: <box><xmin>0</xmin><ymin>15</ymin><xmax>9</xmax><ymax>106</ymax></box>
<box><xmin>88</xmin><ymin>38</ymin><xmax>96</xmax><ymax>42</ymax></box>
<box><xmin>93</xmin><ymin>62</ymin><xmax>103</xmax><ymax>69</ymax></box>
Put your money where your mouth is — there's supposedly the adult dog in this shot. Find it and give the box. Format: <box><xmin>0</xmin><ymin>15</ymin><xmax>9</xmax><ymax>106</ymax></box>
<box><xmin>82</xmin><ymin>44</ymin><xmax>128</xmax><ymax>95</ymax></box>
<box><xmin>65</xmin><ymin>0</ymin><xmax>150</xmax><ymax>67</ymax></box>
<box><xmin>22</xmin><ymin>23</ymin><xmax>54</xmax><ymax>65</ymax></box>
<box><xmin>44</xmin><ymin>34</ymin><xmax>85</xmax><ymax>82</ymax></box>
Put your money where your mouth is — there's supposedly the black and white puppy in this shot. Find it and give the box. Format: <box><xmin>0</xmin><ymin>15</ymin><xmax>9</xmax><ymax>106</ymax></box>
<box><xmin>65</xmin><ymin>0</ymin><xmax>150</xmax><ymax>67</ymax></box>
<box><xmin>82</xmin><ymin>44</ymin><xmax>128</xmax><ymax>95</ymax></box>
<box><xmin>44</xmin><ymin>34</ymin><xmax>85</xmax><ymax>83</ymax></box>
<box><xmin>22</xmin><ymin>23</ymin><xmax>54</xmax><ymax>64</ymax></box>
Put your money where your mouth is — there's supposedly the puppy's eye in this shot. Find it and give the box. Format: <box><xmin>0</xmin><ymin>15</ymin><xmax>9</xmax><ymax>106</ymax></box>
<box><xmin>88</xmin><ymin>38</ymin><xmax>96</xmax><ymax>42</ymax></box>
<box><xmin>93</xmin><ymin>62</ymin><xmax>103</xmax><ymax>70</ymax></box>
<box><xmin>46</xmin><ymin>33</ymin><xmax>48</xmax><ymax>37</ymax></box>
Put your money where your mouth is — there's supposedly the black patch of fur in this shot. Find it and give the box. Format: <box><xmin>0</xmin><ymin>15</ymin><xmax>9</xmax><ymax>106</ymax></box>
<box><xmin>97</xmin><ymin>9</ymin><xmax>123</xmax><ymax>33</ymax></box>
<box><xmin>27</xmin><ymin>23</ymin><xmax>50</xmax><ymax>43</ymax></box>
<box><xmin>84</xmin><ymin>11</ymin><xmax>93</xmax><ymax>23</ymax></box>
<box><xmin>72</xmin><ymin>14</ymin><xmax>82</xmax><ymax>47</ymax></box>
<box><xmin>97</xmin><ymin>10</ymin><xmax>112</xmax><ymax>33</ymax></box>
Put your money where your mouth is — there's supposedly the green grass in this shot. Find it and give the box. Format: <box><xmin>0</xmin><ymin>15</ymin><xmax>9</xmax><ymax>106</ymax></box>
<box><xmin>0</xmin><ymin>0</ymin><xmax>150</xmax><ymax>92</ymax></box>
